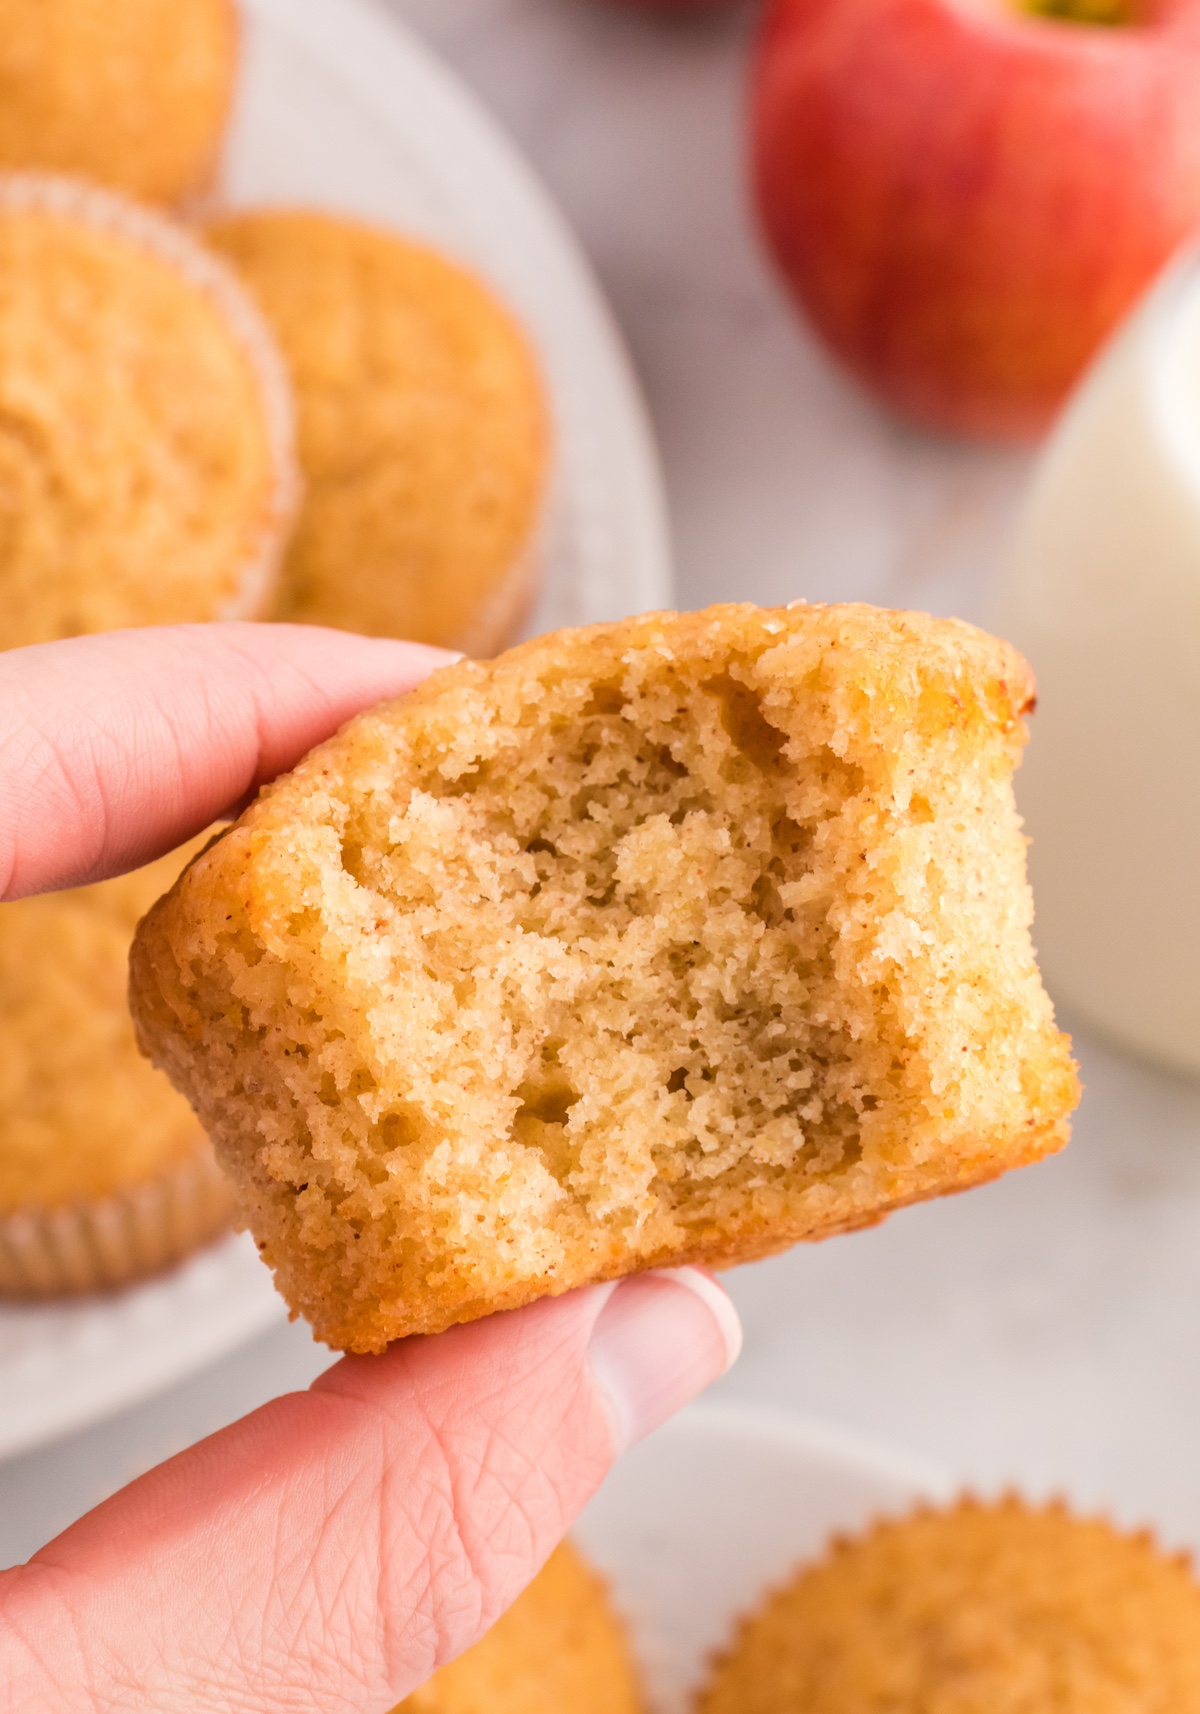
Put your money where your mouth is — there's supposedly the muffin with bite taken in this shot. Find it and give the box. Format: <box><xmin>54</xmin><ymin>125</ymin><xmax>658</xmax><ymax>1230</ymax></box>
<box><xmin>130</xmin><ymin>602</ymin><xmax>1078</xmax><ymax>1351</ymax></box>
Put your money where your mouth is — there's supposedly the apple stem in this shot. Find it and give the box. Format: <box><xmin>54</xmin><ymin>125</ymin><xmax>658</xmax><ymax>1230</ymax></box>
<box><xmin>1019</xmin><ymin>0</ymin><xmax>1137</xmax><ymax>25</ymax></box>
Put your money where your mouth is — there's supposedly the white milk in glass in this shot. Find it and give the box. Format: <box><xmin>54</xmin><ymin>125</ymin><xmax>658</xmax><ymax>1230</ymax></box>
<box><xmin>997</xmin><ymin>246</ymin><xmax>1200</xmax><ymax>1078</ymax></box>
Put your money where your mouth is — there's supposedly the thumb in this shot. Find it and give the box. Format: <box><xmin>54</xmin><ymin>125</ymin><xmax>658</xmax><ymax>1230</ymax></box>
<box><xmin>0</xmin><ymin>1270</ymin><xmax>740</xmax><ymax>1714</ymax></box>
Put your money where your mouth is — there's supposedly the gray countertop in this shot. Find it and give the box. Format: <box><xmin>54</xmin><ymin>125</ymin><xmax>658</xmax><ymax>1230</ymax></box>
<box><xmin>5</xmin><ymin>0</ymin><xmax>1200</xmax><ymax>1572</ymax></box>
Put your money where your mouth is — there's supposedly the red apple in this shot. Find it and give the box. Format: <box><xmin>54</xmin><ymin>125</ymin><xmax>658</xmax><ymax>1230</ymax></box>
<box><xmin>752</xmin><ymin>0</ymin><xmax>1200</xmax><ymax>437</ymax></box>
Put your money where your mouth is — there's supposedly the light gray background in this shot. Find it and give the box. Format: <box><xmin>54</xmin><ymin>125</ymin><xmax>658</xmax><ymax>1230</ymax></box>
<box><xmin>5</xmin><ymin>0</ymin><xmax>1200</xmax><ymax>1568</ymax></box>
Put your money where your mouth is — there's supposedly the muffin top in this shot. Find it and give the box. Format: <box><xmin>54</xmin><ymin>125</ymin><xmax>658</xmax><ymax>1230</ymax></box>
<box><xmin>0</xmin><ymin>0</ymin><xmax>238</xmax><ymax>205</ymax></box>
<box><xmin>0</xmin><ymin>837</ymin><xmax>212</xmax><ymax>1212</ymax></box>
<box><xmin>207</xmin><ymin>208</ymin><xmax>547</xmax><ymax>654</ymax></box>
<box><xmin>698</xmin><ymin>1497</ymin><xmax>1200</xmax><ymax>1713</ymax></box>
<box><xmin>0</xmin><ymin>178</ymin><xmax>295</xmax><ymax>649</ymax></box>
<box><xmin>400</xmin><ymin>1540</ymin><xmax>642</xmax><ymax>1713</ymax></box>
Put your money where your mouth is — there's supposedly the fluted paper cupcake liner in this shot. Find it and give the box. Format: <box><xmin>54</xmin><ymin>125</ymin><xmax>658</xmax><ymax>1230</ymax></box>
<box><xmin>0</xmin><ymin>1142</ymin><xmax>234</xmax><ymax>1298</ymax></box>
<box><xmin>450</xmin><ymin>533</ymin><xmax>545</xmax><ymax>659</ymax></box>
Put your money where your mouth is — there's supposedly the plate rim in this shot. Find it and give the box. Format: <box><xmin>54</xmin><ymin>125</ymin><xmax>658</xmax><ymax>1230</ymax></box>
<box><xmin>573</xmin><ymin>1398</ymin><xmax>957</xmax><ymax>1713</ymax></box>
<box><xmin>647</xmin><ymin>1397</ymin><xmax>957</xmax><ymax>1499</ymax></box>
<box><xmin>0</xmin><ymin>1234</ymin><xmax>287</xmax><ymax>1464</ymax></box>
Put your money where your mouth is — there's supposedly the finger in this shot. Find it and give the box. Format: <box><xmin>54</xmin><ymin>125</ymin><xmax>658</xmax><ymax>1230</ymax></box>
<box><xmin>0</xmin><ymin>623</ymin><xmax>456</xmax><ymax>901</ymax></box>
<box><xmin>0</xmin><ymin>1272</ymin><xmax>740</xmax><ymax>1714</ymax></box>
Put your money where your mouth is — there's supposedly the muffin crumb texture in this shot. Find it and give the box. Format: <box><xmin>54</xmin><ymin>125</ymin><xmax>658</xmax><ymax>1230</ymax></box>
<box><xmin>131</xmin><ymin>604</ymin><xmax>1078</xmax><ymax>1351</ymax></box>
<box><xmin>698</xmin><ymin>1497</ymin><xmax>1200</xmax><ymax>1712</ymax></box>
<box><xmin>396</xmin><ymin>1540</ymin><xmax>642</xmax><ymax>1713</ymax></box>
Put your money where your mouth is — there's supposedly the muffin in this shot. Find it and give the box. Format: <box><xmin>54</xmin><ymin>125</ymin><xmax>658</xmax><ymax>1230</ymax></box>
<box><xmin>0</xmin><ymin>174</ymin><xmax>296</xmax><ymax>651</ymax></box>
<box><xmin>206</xmin><ymin>208</ymin><xmax>548</xmax><ymax>655</ymax></box>
<box><xmin>0</xmin><ymin>0</ymin><xmax>238</xmax><ymax>206</ymax></box>
<box><xmin>398</xmin><ymin>1540</ymin><xmax>642</xmax><ymax>1713</ymax></box>
<box><xmin>130</xmin><ymin>602</ymin><xmax>1079</xmax><ymax>1352</ymax></box>
<box><xmin>697</xmin><ymin>1497</ymin><xmax>1200</xmax><ymax>1712</ymax></box>
<box><xmin>0</xmin><ymin>836</ymin><xmax>232</xmax><ymax>1297</ymax></box>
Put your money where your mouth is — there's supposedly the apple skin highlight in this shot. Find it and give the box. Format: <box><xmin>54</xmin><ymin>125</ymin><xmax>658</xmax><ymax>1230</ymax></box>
<box><xmin>752</xmin><ymin>0</ymin><xmax>1200</xmax><ymax>438</ymax></box>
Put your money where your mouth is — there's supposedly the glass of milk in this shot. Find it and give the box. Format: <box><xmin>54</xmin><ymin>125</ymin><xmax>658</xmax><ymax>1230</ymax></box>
<box><xmin>996</xmin><ymin>243</ymin><xmax>1200</xmax><ymax>1079</ymax></box>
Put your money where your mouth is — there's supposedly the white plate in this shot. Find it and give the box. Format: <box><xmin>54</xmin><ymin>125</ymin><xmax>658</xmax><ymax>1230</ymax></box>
<box><xmin>0</xmin><ymin>0</ymin><xmax>672</xmax><ymax>1463</ymax></box>
<box><xmin>576</xmin><ymin>1402</ymin><xmax>954</xmax><ymax>1714</ymax></box>
<box><xmin>0</xmin><ymin>1234</ymin><xmax>284</xmax><ymax>1463</ymax></box>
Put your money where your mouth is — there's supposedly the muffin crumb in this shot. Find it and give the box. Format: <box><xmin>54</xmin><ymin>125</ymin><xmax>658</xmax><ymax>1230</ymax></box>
<box><xmin>131</xmin><ymin>603</ymin><xmax>1078</xmax><ymax>1351</ymax></box>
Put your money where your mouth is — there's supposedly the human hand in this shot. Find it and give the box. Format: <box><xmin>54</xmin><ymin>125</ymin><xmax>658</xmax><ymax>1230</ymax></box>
<box><xmin>0</xmin><ymin>624</ymin><xmax>741</xmax><ymax>1713</ymax></box>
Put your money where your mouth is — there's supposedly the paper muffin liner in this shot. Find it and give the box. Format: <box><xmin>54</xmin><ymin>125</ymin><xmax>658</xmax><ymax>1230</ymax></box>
<box><xmin>0</xmin><ymin>1140</ymin><xmax>235</xmax><ymax>1298</ymax></box>
<box><xmin>449</xmin><ymin>441</ymin><xmax>554</xmax><ymax>658</ymax></box>
<box><xmin>449</xmin><ymin>365</ymin><xmax>556</xmax><ymax>658</ymax></box>
<box><xmin>0</xmin><ymin>171</ymin><xmax>300</xmax><ymax>624</ymax></box>
<box><xmin>451</xmin><ymin>532</ymin><xmax>545</xmax><ymax>659</ymax></box>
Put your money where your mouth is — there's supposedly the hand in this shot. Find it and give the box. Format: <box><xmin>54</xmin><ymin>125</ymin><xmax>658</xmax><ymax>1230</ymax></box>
<box><xmin>0</xmin><ymin>624</ymin><xmax>741</xmax><ymax>1714</ymax></box>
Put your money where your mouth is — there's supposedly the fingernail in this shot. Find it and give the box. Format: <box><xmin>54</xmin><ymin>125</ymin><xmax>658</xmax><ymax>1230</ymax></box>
<box><xmin>587</xmin><ymin>1267</ymin><xmax>743</xmax><ymax>1453</ymax></box>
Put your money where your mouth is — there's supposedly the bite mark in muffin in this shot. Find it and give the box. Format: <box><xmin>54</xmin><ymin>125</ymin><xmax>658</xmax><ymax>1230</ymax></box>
<box><xmin>130</xmin><ymin>603</ymin><xmax>1078</xmax><ymax>1351</ymax></box>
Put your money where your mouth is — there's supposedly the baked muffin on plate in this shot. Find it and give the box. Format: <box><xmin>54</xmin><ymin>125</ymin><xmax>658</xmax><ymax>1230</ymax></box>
<box><xmin>0</xmin><ymin>174</ymin><xmax>296</xmax><ymax>650</ymax></box>
<box><xmin>206</xmin><ymin>208</ymin><xmax>548</xmax><ymax>656</ymax></box>
<box><xmin>130</xmin><ymin>603</ymin><xmax>1078</xmax><ymax>1352</ymax></box>
<box><xmin>398</xmin><ymin>1540</ymin><xmax>642</xmax><ymax>1713</ymax></box>
<box><xmin>0</xmin><ymin>0</ymin><xmax>238</xmax><ymax>206</ymax></box>
<box><xmin>0</xmin><ymin>836</ymin><xmax>232</xmax><ymax>1297</ymax></box>
<box><xmin>698</xmin><ymin>1496</ymin><xmax>1200</xmax><ymax>1712</ymax></box>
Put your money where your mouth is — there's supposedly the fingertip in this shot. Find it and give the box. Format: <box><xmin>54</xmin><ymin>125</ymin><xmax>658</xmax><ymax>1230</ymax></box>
<box><xmin>661</xmin><ymin>1267</ymin><xmax>745</xmax><ymax>1370</ymax></box>
<box><xmin>212</xmin><ymin>620</ymin><xmax>463</xmax><ymax>696</ymax></box>
<box><xmin>586</xmin><ymin>1269</ymin><xmax>742</xmax><ymax>1454</ymax></box>
<box><xmin>0</xmin><ymin>623</ymin><xmax>467</xmax><ymax>897</ymax></box>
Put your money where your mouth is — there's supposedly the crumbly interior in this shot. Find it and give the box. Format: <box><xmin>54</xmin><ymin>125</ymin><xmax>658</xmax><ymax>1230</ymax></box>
<box><xmin>206</xmin><ymin>209</ymin><xmax>547</xmax><ymax>654</ymax></box>
<box><xmin>398</xmin><ymin>1541</ymin><xmax>642</xmax><ymax>1714</ymax></box>
<box><xmin>0</xmin><ymin>208</ymin><xmax>277</xmax><ymax>649</ymax></box>
<box><xmin>698</xmin><ymin>1499</ymin><xmax>1200</xmax><ymax>1713</ymax></box>
<box><xmin>131</xmin><ymin>604</ymin><xmax>1078</xmax><ymax>1351</ymax></box>
<box><xmin>0</xmin><ymin>839</ymin><xmax>211</xmax><ymax>1211</ymax></box>
<box><xmin>0</xmin><ymin>0</ymin><xmax>236</xmax><ymax>204</ymax></box>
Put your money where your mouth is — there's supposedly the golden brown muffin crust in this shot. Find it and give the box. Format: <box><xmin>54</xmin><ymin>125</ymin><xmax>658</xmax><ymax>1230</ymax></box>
<box><xmin>698</xmin><ymin>1498</ymin><xmax>1200</xmax><ymax>1713</ymax></box>
<box><xmin>397</xmin><ymin>1540</ymin><xmax>642</xmax><ymax>1713</ymax></box>
<box><xmin>0</xmin><ymin>839</ymin><xmax>212</xmax><ymax>1212</ymax></box>
<box><xmin>206</xmin><ymin>208</ymin><xmax>547</xmax><ymax>654</ymax></box>
<box><xmin>0</xmin><ymin>186</ymin><xmax>294</xmax><ymax>648</ymax></box>
<box><xmin>131</xmin><ymin>603</ymin><xmax>1078</xmax><ymax>1351</ymax></box>
<box><xmin>0</xmin><ymin>0</ymin><xmax>237</xmax><ymax>205</ymax></box>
